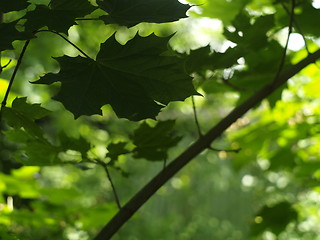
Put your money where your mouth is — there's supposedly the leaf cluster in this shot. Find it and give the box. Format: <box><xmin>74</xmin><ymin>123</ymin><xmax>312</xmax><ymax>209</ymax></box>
<box><xmin>1</xmin><ymin>0</ymin><xmax>320</xmax><ymax>239</ymax></box>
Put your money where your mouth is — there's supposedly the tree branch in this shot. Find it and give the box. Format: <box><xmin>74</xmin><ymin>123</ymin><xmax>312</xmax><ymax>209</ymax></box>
<box><xmin>35</xmin><ymin>30</ymin><xmax>92</xmax><ymax>59</ymax></box>
<box><xmin>272</xmin><ymin>0</ymin><xmax>295</xmax><ymax>84</ymax></box>
<box><xmin>94</xmin><ymin>159</ymin><xmax>122</xmax><ymax>210</ymax></box>
<box><xmin>92</xmin><ymin>49</ymin><xmax>320</xmax><ymax>240</ymax></box>
<box><xmin>103</xmin><ymin>164</ymin><xmax>122</xmax><ymax>210</ymax></box>
<box><xmin>280</xmin><ymin>0</ymin><xmax>310</xmax><ymax>54</ymax></box>
<box><xmin>191</xmin><ymin>96</ymin><xmax>202</xmax><ymax>137</ymax></box>
<box><xmin>1</xmin><ymin>40</ymin><xmax>30</xmax><ymax>109</ymax></box>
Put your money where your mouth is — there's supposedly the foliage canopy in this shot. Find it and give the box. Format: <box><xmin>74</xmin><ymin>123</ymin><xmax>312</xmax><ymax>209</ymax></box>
<box><xmin>1</xmin><ymin>0</ymin><xmax>320</xmax><ymax>239</ymax></box>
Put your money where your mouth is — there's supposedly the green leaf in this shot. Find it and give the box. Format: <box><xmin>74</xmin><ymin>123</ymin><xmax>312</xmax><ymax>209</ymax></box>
<box><xmin>23</xmin><ymin>0</ymin><xmax>96</xmax><ymax>34</ymax></box>
<box><xmin>0</xmin><ymin>226</ymin><xmax>20</xmax><ymax>240</ymax></box>
<box><xmin>185</xmin><ymin>46</ymin><xmax>243</xmax><ymax>73</ymax></box>
<box><xmin>229</xmin><ymin>41</ymin><xmax>290</xmax><ymax>104</ymax></box>
<box><xmin>2</xmin><ymin>97</ymin><xmax>51</xmax><ymax>139</ymax></box>
<box><xmin>0</xmin><ymin>0</ymin><xmax>29</xmax><ymax>13</ymax></box>
<box><xmin>185</xmin><ymin>14</ymin><xmax>274</xmax><ymax>74</ymax></box>
<box><xmin>4</xmin><ymin>128</ymin><xmax>62</xmax><ymax>165</ymax></box>
<box><xmin>36</xmin><ymin>34</ymin><xmax>197</xmax><ymax>120</ymax></box>
<box><xmin>97</xmin><ymin>0</ymin><xmax>190</xmax><ymax>27</ymax></box>
<box><xmin>0</xmin><ymin>21</ymin><xmax>33</xmax><ymax>51</ymax></box>
<box><xmin>250</xmin><ymin>202</ymin><xmax>298</xmax><ymax>236</ymax></box>
<box><xmin>295</xmin><ymin>3</ymin><xmax>320</xmax><ymax>37</ymax></box>
<box><xmin>19</xmin><ymin>139</ymin><xmax>62</xmax><ymax>165</ymax></box>
<box><xmin>58</xmin><ymin>133</ymin><xmax>91</xmax><ymax>159</ymax></box>
<box><xmin>40</xmin><ymin>187</ymin><xmax>83</xmax><ymax>205</ymax></box>
<box><xmin>106</xmin><ymin>142</ymin><xmax>130</xmax><ymax>164</ymax></box>
<box><xmin>4</xmin><ymin>130</ymin><xmax>91</xmax><ymax>166</ymax></box>
<box><xmin>79</xmin><ymin>204</ymin><xmax>118</xmax><ymax>229</ymax></box>
<box><xmin>224</xmin><ymin>13</ymin><xmax>275</xmax><ymax>50</ymax></box>
<box><xmin>188</xmin><ymin>0</ymin><xmax>249</xmax><ymax>25</ymax></box>
<box><xmin>131</xmin><ymin>120</ymin><xmax>182</xmax><ymax>161</ymax></box>
<box><xmin>269</xmin><ymin>146</ymin><xmax>296</xmax><ymax>170</ymax></box>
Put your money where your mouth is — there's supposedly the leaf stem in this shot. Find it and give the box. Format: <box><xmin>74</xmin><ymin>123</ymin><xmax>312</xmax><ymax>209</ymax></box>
<box><xmin>191</xmin><ymin>96</ymin><xmax>202</xmax><ymax>137</ymax></box>
<box><xmin>280</xmin><ymin>0</ymin><xmax>310</xmax><ymax>54</ymax></box>
<box><xmin>35</xmin><ymin>30</ymin><xmax>92</xmax><ymax>59</ymax></box>
<box><xmin>208</xmin><ymin>146</ymin><xmax>241</xmax><ymax>153</ymax></box>
<box><xmin>1</xmin><ymin>40</ymin><xmax>30</xmax><ymax>109</ymax></box>
<box><xmin>75</xmin><ymin>18</ymin><xmax>100</xmax><ymax>21</ymax></box>
<box><xmin>272</xmin><ymin>0</ymin><xmax>295</xmax><ymax>84</ymax></box>
<box><xmin>92</xmin><ymin>49</ymin><xmax>320</xmax><ymax>240</ymax></box>
<box><xmin>96</xmin><ymin>159</ymin><xmax>122</xmax><ymax>210</ymax></box>
<box><xmin>192</xmin><ymin>87</ymin><xmax>240</xmax><ymax>153</ymax></box>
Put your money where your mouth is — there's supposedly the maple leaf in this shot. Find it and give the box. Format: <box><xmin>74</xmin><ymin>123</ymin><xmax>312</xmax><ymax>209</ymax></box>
<box><xmin>131</xmin><ymin>120</ymin><xmax>182</xmax><ymax>161</ymax></box>
<box><xmin>36</xmin><ymin>34</ymin><xmax>197</xmax><ymax>120</ymax></box>
<box><xmin>2</xmin><ymin>97</ymin><xmax>51</xmax><ymax>139</ymax></box>
<box><xmin>97</xmin><ymin>0</ymin><xmax>190</xmax><ymax>27</ymax></box>
<box><xmin>0</xmin><ymin>21</ymin><xmax>33</xmax><ymax>51</ymax></box>
<box><xmin>224</xmin><ymin>13</ymin><xmax>274</xmax><ymax>50</ymax></box>
<box><xmin>106</xmin><ymin>142</ymin><xmax>130</xmax><ymax>164</ymax></box>
<box><xmin>23</xmin><ymin>0</ymin><xmax>96</xmax><ymax>34</ymax></box>
<box><xmin>0</xmin><ymin>0</ymin><xmax>29</xmax><ymax>13</ymax></box>
<box><xmin>2</xmin><ymin>98</ymin><xmax>91</xmax><ymax>165</ymax></box>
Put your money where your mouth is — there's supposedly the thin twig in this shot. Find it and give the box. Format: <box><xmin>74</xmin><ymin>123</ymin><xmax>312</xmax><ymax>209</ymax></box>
<box><xmin>1</xmin><ymin>40</ymin><xmax>30</xmax><ymax>109</ymax></box>
<box><xmin>221</xmin><ymin>70</ymin><xmax>248</xmax><ymax>92</ymax></box>
<box><xmin>75</xmin><ymin>18</ymin><xmax>100</xmax><ymax>21</ymax></box>
<box><xmin>192</xmin><ymin>86</ymin><xmax>241</xmax><ymax>153</ymax></box>
<box><xmin>1</xmin><ymin>59</ymin><xmax>12</xmax><ymax>69</ymax></box>
<box><xmin>208</xmin><ymin>146</ymin><xmax>241</xmax><ymax>153</ymax></box>
<box><xmin>272</xmin><ymin>0</ymin><xmax>295</xmax><ymax>85</ymax></box>
<box><xmin>92</xmin><ymin>48</ymin><xmax>320</xmax><ymax>240</ymax></box>
<box><xmin>221</xmin><ymin>76</ymin><xmax>249</xmax><ymax>92</ymax></box>
<box><xmin>35</xmin><ymin>30</ymin><xmax>92</xmax><ymax>59</ymax></box>
<box><xmin>95</xmin><ymin>159</ymin><xmax>122</xmax><ymax>210</ymax></box>
<box><xmin>0</xmin><ymin>58</ymin><xmax>13</xmax><ymax>76</ymax></box>
<box><xmin>104</xmin><ymin>164</ymin><xmax>122</xmax><ymax>210</ymax></box>
<box><xmin>191</xmin><ymin>96</ymin><xmax>202</xmax><ymax>137</ymax></box>
<box><xmin>280</xmin><ymin>1</ymin><xmax>310</xmax><ymax>54</ymax></box>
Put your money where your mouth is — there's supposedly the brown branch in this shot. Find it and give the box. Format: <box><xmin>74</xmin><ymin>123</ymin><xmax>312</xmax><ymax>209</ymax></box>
<box><xmin>92</xmin><ymin>49</ymin><xmax>320</xmax><ymax>240</ymax></box>
<box><xmin>1</xmin><ymin>40</ymin><xmax>30</xmax><ymax>108</ymax></box>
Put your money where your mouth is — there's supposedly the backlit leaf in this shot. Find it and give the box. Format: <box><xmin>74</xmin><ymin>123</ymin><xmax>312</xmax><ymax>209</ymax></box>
<box><xmin>35</xmin><ymin>34</ymin><xmax>197</xmax><ymax>120</ymax></box>
<box><xmin>188</xmin><ymin>0</ymin><xmax>249</xmax><ymax>25</ymax></box>
<box><xmin>250</xmin><ymin>202</ymin><xmax>298</xmax><ymax>236</ymax></box>
<box><xmin>58</xmin><ymin>132</ymin><xmax>91</xmax><ymax>159</ymax></box>
<box><xmin>106</xmin><ymin>142</ymin><xmax>130</xmax><ymax>164</ymax></box>
<box><xmin>0</xmin><ymin>0</ymin><xmax>29</xmax><ymax>13</ymax></box>
<box><xmin>131</xmin><ymin>120</ymin><xmax>182</xmax><ymax>161</ymax></box>
<box><xmin>0</xmin><ymin>21</ymin><xmax>33</xmax><ymax>51</ymax></box>
<box><xmin>23</xmin><ymin>0</ymin><xmax>96</xmax><ymax>34</ymax></box>
<box><xmin>2</xmin><ymin>97</ymin><xmax>51</xmax><ymax>139</ymax></box>
<box><xmin>97</xmin><ymin>0</ymin><xmax>190</xmax><ymax>27</ymax></box>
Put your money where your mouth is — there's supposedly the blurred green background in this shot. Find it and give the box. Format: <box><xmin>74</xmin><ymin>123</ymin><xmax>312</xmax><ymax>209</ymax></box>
<box><xmin>1</xmin><ymin>0</ymin><xmax>320</xmax><ymax>239</ymax></box>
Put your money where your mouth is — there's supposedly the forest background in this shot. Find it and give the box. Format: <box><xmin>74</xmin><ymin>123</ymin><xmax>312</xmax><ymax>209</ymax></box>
<box><xmin>1</xmin><ymin>0</ymin><xmax>320</xmax><ymax>239</ymax></box>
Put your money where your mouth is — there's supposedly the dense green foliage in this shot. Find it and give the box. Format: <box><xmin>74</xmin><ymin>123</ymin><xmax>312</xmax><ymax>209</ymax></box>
<box><xmin>1</xmin><ymin>0</ymin><xmax>320</xmax><ymax>239</ymax></box>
